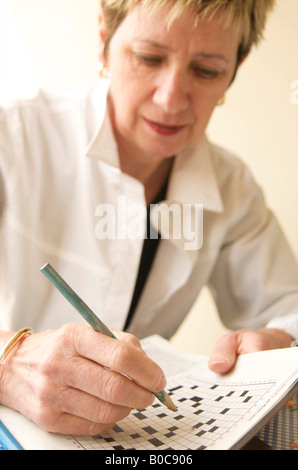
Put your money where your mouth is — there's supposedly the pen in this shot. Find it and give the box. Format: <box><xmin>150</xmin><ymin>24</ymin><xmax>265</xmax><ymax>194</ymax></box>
<box><xmin>40</xmin><ymin>263</ymin><xmax>177</xmax><ymax>412</ymax></box>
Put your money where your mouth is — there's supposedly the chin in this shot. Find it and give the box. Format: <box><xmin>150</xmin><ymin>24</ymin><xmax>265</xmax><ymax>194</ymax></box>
<box><xmin>141</xmin><ymin>136</ymin><xmax>190</xmax><ymax>159</ymax></box>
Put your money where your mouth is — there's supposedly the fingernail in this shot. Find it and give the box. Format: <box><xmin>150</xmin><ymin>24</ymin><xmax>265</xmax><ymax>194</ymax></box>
<box><xmin>208</xmin><ymin>355</ymin><xmax>230</xmax><ymax>365</ymax></box>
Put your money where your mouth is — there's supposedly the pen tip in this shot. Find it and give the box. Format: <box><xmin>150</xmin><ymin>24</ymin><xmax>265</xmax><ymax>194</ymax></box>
<box><xmin>166</xmin><ymin>396</ymin><xmax>178</xmax><ymax>412</ymax></box>
<box><xmin>154</xmin><ymin>390</ymin><xmax>178</xmax><ymax>412</ymax></box>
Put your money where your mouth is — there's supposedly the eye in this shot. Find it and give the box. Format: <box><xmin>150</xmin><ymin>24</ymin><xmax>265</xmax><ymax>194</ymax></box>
<box><xmin>192</xmin><ymin>65</ymin><xmax>220</xmax><ymax>79</ymax></box>
<box><xmin>135</xmin><ymin>54</ymin><xmax>163</xmax><ymax>67</ymax></box>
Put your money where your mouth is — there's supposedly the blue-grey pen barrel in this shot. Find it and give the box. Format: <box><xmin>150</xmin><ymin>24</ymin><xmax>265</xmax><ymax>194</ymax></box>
<box><xmin>41</xmin><ymin>263</ymin><xmax>116</xmax><ymax>339</ymax></box>
<box><xmin>41</xmin><ymin>262</ymin><xmax>177</xmax><ymax>411</ymax></box>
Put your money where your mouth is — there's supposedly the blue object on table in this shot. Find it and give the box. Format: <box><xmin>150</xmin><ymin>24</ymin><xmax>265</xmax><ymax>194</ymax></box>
<box><xmin>0</xmin><ymin>420</ymin><xmax>23</xmax><ymax>450</ymax></box>
<box><xmin>257</xmin><ymin>392</ymin><xmax>298</xmax><ymax>450</ymax></box>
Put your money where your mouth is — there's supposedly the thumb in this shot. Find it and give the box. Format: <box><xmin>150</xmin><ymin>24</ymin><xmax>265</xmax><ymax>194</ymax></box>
<box><xmin>208</xmin><ymin>333</ymin><xmax>238</xmax><ymax>374</ymax></box>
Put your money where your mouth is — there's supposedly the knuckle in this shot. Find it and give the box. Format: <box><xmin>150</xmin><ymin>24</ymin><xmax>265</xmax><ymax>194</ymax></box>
<box><xmin>111</xmin><ymin>340</ymin><xmax>148</xmax><ymax>372</ymax></box>
<box><xmin>55</xmin><ymin>323</ymin><xmax>76</xmax><ymax>348</ymax></box>
<box><xmin>122</xmin><ymin>333</ymin><xmax>142</xmax><ymax>349</ymax></box>
<box><xmin>111</xmin><ymin>342</ymin><xmax>133</xmax><ymax>371</ymax></box>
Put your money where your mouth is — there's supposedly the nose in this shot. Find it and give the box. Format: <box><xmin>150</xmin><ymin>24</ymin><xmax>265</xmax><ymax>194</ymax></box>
<box><xmin>153</xmin><ymin>67</ymin><xmax>190</xmax><ymax>114</ymax></box>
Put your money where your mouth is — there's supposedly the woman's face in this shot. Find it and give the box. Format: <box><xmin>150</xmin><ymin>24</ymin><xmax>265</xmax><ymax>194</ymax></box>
<box><xmin>103</xmin><ymin>4</ymin><xmax>241</xmax><ymax>164</ymax></box>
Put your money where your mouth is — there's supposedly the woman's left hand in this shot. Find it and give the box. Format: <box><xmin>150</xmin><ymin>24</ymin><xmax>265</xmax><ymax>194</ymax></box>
<box><xmin>208</xmin><ymin>328</ymin><xmax>293</xmax><ymax>374</ymax></box>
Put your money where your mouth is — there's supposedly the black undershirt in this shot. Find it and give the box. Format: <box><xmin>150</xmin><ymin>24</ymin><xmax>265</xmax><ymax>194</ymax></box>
<box><xmin>124</xmin><ymin>180</ymin><xmax>168</xmax><ymax>330</ymax></box>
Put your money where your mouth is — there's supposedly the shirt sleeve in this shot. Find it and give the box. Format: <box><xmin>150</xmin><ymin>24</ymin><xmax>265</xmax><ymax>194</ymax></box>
<box><xmin>208</xmin><ymin>160</ymin><xmax>298</xmax><ymax>340</ymax></box>
<box><xmin>0</xmin><ymin>105</ymin><xmax>19</xmax><ymax>215</ymax></box>
<box><xmin>0</xmin><ymin>110</ymin><xmax>9</xmax><ymax>216</ymax></box>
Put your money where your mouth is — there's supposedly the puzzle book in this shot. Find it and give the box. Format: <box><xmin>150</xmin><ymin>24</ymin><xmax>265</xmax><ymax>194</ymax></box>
<box><xmin>0</xmin><ymin>335</ymin><xmax>297</xmax><ymax>450</ymax></box>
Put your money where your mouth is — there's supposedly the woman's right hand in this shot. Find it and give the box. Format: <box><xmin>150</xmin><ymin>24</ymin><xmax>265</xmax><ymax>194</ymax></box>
<box><xmin>0</xmin><ymin>323</ymin><xmax>166</xmax><ymax>435</ymax></box>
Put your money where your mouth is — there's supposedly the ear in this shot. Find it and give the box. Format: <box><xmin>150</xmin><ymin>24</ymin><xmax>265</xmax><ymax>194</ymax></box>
<box><xmin>98</xmin><ymin>9</ymin><xmax>107</xmax><ymax>62</ymax></box>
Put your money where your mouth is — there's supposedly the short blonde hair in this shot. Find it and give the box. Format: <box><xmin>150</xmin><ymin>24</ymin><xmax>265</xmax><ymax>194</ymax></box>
<box><xmin>100</xmin><ymin>0</ymin><xmax>275</xmax><ymax>62</ymax></box>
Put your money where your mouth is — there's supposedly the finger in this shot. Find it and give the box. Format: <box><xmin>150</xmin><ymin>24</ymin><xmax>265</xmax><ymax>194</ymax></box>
<box><xmin>58</xmin><ymin>386</ymin><xmax>132</xmax><ymax>425</ymax></box>
<box><xmin>32</xmin><ymin>389</ymin><xmax>128</xmax><ymax>435</ymax></box>
<box><xmin>40</xmin><ymin>409</ymin><xmax>117</xmax><ymax>436</ymax></box>
<box><xmin>60</xmin><ymin>356</ymin><xmax>155</xmax><ymax>409</ymax></box>
<box><xmin>111</xmin><ymin>329</ymin><xmax>143</xmax><ymax>350</ymax></box>
<box><xmin>208</xmin><ymin>333</ymin><xmax>238</xmax><ymax>374</ymax></box>
<box><xmin>72</xmin><ymin>326</ymin><xmax>167</xmax><ymax>393</ymax></box>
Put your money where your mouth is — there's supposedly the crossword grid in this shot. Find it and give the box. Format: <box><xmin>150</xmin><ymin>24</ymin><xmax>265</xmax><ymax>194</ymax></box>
<box><xmin>74</xmin><ymin>376</ymin><xmax>275</xmax><ymax>450</ymax></box>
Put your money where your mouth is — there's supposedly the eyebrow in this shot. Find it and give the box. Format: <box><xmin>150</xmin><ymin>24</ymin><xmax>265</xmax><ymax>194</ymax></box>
<box><xmin>133</xmin><ymin>40</ymin><xmax>230</xmax><ymax>65</ymax></box>
<box><xmin>194</xmin><ymin>52</ymin><xmax>230</xmax><ymax>65</ymax></box>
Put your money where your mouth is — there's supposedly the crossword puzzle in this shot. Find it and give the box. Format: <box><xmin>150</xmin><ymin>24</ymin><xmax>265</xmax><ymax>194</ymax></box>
<box><xmin>73</xmin><ymin>375</ymin><xmax>275</xmax><ymax>450</ymax></box>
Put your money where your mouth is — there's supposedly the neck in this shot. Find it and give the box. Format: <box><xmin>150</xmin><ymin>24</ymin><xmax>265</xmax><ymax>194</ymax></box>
<box><xmin>108</xmin><ymin>95</ymin><xmax>173</xmax><ymax>204</ymax></box>
<box><xmin>120</xmin><ymin>151</ymin><xmax>174</xmax><ymax>206</ymax></box>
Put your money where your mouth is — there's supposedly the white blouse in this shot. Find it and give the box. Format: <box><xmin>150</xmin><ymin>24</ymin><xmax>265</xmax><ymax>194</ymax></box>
<box><xmin>0</xmin><ymin>80</ymin><xmax>297</xmax><ymax>340</ymax></box>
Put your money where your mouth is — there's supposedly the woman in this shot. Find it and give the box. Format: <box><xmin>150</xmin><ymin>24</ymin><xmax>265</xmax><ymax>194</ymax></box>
<box><xmin>0</xmin><ymin>0</ymin><xmax>297</xmax><ymax>436</ymax></box>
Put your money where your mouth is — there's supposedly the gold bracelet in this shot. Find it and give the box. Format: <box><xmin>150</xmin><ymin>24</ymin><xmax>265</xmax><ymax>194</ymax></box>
<box><xmin>0</xmin><ymin>328</ymin><xmax>34</xmax><ymax>364</ymax></box>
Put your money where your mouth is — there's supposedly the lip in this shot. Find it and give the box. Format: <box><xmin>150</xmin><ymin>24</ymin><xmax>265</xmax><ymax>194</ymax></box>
<box><xmin>143</xmin><ymin>118</ymin><xmax>186</xmax><ymax>136</ymax></box>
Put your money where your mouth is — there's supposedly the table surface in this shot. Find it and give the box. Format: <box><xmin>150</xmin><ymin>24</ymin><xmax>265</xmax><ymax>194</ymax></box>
<box><xmin>252</xmin><ymin>392</ymin><xmax>298</xmax><ymax>450</ymax></box>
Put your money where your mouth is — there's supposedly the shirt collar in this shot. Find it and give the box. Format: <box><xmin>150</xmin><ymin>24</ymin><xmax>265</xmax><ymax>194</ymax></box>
<box><xmin>85</xmin><ymin>80</ymin><xmax>120</xmax><ymax>169</ymax></box>
<box><xmin>168</xmin><ymin>137</ymin><xmax>224</xmax><ymax>213</ymax></box>
<box><xmin>86</xmin><ymin>80</ymin><xmax>223</xmax><ymax>214</ymax></box>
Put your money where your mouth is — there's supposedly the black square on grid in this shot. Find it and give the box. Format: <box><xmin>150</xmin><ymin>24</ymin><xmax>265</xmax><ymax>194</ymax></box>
<box><xmin>143</xmin><ymin>426</ymin><xmax>158</xmax><ymax>435</ymax></box>
<box><xmin>133</xmin><ymin>412</ymin><xmax>147</xmax><ymax>420</ymax></box>
<box><xmin>207</xmin><ymin>419</ymin><xmax>216</xmax><ymax>425</ymax></box>
<box><xmin>165</xmin><ymin>432</ymin><xmax>176</xmax><ymax>438</ymax></box>
<box><xmin>113</xmin><ymin>424</ymin><xmax>124</xmax><ymax>433</ymax></box>
<box><xmin>148</xmin><ymin>437</ymin><xmax>164</xmax><ymax>447</ymax></box>
<box><xmin>168</xmin><ymin>426</ymin><xmax>179</xmax><ymax>432</ymax></box>
<box><xmin>157</xmin><ymin>413</ymin><xmax>167</xmax><ymax>418</ymax></box>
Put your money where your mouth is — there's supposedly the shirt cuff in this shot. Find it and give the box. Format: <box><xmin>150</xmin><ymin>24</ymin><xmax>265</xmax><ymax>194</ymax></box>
<box><xmin>266</xmin><ymin>311</ymin><xmax>298</xmax><ymax>341</ymax></box>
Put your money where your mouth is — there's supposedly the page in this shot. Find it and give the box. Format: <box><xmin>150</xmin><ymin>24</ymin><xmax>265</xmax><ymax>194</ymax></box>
<box><xmin>141</xmin><ymin>335</ymin><xmax>202</xmax><ymax>376</ymax></box>
<box><xmin>72</xmin><ymin>343</ymin><xmax>297</xmax><ymax>450</ymax></box>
